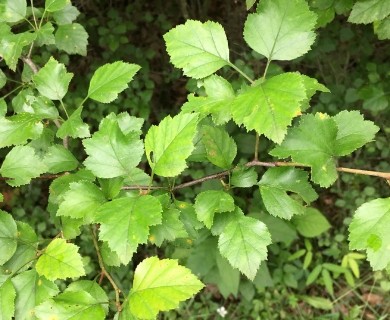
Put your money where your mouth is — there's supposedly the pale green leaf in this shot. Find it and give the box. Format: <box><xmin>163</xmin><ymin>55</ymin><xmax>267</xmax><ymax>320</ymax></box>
<box><xmin>0</xmin><ymin>69</ymin><xmax>6</xmax><ymax>89</ymax></box>
<box><xmin>98</xmin><ymin>177</ymin><xmax>124</xmax><ymax>200</ymax></box>
<box><xmin>0</xmin><ymin>0</ymin><xmax>26</xmax><ymax>22</ymax></box>
<box><xmin>55</xmin><ymin>23</ymin><xmax>88</xmax><ymax>56</ymax></box>
<box><xmin>35</xmin><ymin>238</ymin><xmax>85</xmax><ymax>281</ymax></box>
<box><xmin>201</xmin><ymin>125</ymin><xmax>236</xmax><ymax>169</ymax></box>
<box><xmin>232</xmin><ymin>73</ymin><xmax>306</xmax><ymax>143</ymax></box>
<box><xmin>244</xmin><ymin>0</ymin><xmax>317</xmax><ymax>61</ymax></box>
<box><xmin>57</xmin><ymin>181</ymin><xmax>106</xmax><ymax>223</ymax></box>
<box><xmin>194</xmin><ymin>190</ymin><xmax>235</xmax><ymax>228</ymax></box>
<box><xmin>35</xmin><ymin>22</ymin><xmax>55</xmax><ymax>46</ymax></box>
<box><xmin>292</xmin><ymin>207</ymin><xmax>331</xmax><ymax>237</ymax></box>
<box><xmin>0</xmin><ymin>210</ymin><xmax>17</xmax><ymax>265</ymax></box>
<box><xmin>129</xmin><ymin>256</ymin><xmax>204</xmax><ymax>319</ymax></box>
<box><xmin>246</xmin><ymin>0</ymin><xmax>257</xmax><ymax>10</ymax></box>
<box><xmin>258</xmin><ymin>167</ymin><xmax>317</xmax><ymax>219</ymax></box>
<box><xmin>33</xmin><ymin>57</ymin><xmax>73</xmax><ymax>100</ymax></box>
<box><xmin>53</xmin><ymin>3</ymin><xmax>80</xmax><ymax>25</ymax></box>
<box><xmin>83</xmin><ymin>114</ymin><xmax>143</xmax><ymax>178</ymax></box>
<box><xmin>66</xmin><ymin>280</ymin><xmax>108</xmax><ymax>313</ymax></box>
<box><xmin>94</xmin><ymin>196</ymin><xmax>162</xmax><ymax>265</ymax></box>
<box><xmin>348</xmin><ymin>0</ymin><xmax>390</xmax><ymax>24</ymax></box>
<box><xmin>0</xmin><ymin>100</ymin><xmax>6</xmax><ymax>117</ymax></box>
<box><xmin>164</xmin><ymin>20</ymin><xmax>230</xmax><ymax>79</ymax></box>
<box><xmin>218</xmin><ymin>208</ymin><xmax>271</xmax><ymax>280</ymax></box>
<box><xmin>0</xmin><ymin>275</ymin><xmax>15</xmax><ymax>320</ymax></box>
<box><xmin>115</xmin><ymin>112</ymin><xmax>144</xmax><ymax>135</ymax></box>
<box><xmin>56</xmin><ymin>106</ymin><xmax>90</xmax><ymax>139</ymax></box>
<box><xmin>101</xmin><ymin>242</ymin><xmax>121</xmax><ymax>267</ymax></box>
<box><xmin>301</xmin><ymin>296</ymin><xmax>333</xmax><ymax>310</ymax></box>
<box><xmin>45</xmin><ymin>0</ymin><xmax>70</xmax><ymax>12</ymax></box>
<box><xmin>0</xmin><ymin>193</ymin><xmax>3</xmax><ymax>202</ymax></box>
<box><xmin>87</xmin><ymin>61</ymin><xmax>140</xmax><ymax>103</ymax></box>
<box><xmin>349</xmin><ymin>198</ymin><xmax>390</xmax><ymax>270</ymax></box>
<box><xmin>43</xmin><ymin>144</ymin><xmax>78</xmax><ymax>173</ymax></box>
<box><xmin>11</xmin><ymin>270</ymin><xmax>59</xmax><ymax>320</ymax></box>
<box><xmin>375</xmin><ymin>17</ymin><xmax>390</xmax><ymax>40</ymax></box>
<box><xmin>0</xmin><ymin>146</ymin><xmax>47</xmax><ymax>186</ymax></box>
<box><xmin>231</xmin><ymin>166</ymin><xmax>258</xmax><ymax>188</ymax></box>
<box><xmin>145</xmin><ymin>113</ymin><xmax>198</xmax><ymax>177</ymax></box>
<box><xmin>300</xmin><ymin>75</ymin><xmax>330</xmax><ymax>111</ymax></box>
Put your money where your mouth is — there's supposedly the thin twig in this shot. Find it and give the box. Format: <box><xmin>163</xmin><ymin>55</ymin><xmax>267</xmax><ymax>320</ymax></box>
<box><xmin>21</xmin><ymin>56</ymin><xmax>39</xmax><ymax>73</ymax></box>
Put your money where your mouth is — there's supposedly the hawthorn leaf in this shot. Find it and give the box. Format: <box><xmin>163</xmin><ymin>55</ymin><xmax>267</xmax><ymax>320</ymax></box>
<box><xmin>57</xmin><ymin>106</ymin><xmax>90</xmax><ymax>139</ymax></box>
<box><xmin>98</xmin><ymin>177</ymin><xmax>124</xmax><ymax>200</ymax></box>
<box><xmin>300</xmin><ymin>75</ymin><xmax>330</xmax><ymax>111</ymax></box>
<box><xmin>0</xmin><ymin>0</ymin><xmax>26</xmax><ymax>22</ymax></box>
<box><xmin>33</xmin><ymin>57</ymin><xmax>73</xmax><ymax>100</ymax></box>
<box><xmin>128</xmin><ymin>256</ymin><xmax>204</xmax><ymax>319</ymax></box>
<box><xmin>45</xmin><ymin>0</ymin><xmax>70</xmax><ymax>12</ymax></box>
<box><xmin>201</xmin><ymin>125</ymin><xmax>237</xmax><ymax>169</ymax></box>
<box><xmin>194</xmin><ymin>190</ymin><xmax>235</xmax><ymax>228</ymax></box>
<box><xmin>145</xmin><ymin>113</ymin><xmax>198</xmax><ymax>177</ymax></box>
<box><xmin>53</xmin><ymin>3</ymin><xmax>80</xmax><ymax>25</ymax></box>
<box><xmin>0</xmin><ymin>70</ymin><xmax>6</xmax><ymax>89</ymax></box>
<box><xmin>55</xmin><ymin>23</ymin><xmax>88</xmax><ymax>56</ymax></box>
<box><xmin>348</xmin><ymin>0</ymin><xmax>390</xmax><ymax>24</ymax></box>
<box><xmin>349</xmin><ymin>198</ymin><xmax>390</xmax><ymax>270</ymax></box>
<box><xmin>35</xmin><ymin>22</ymin><xmax>55</xmax><ymax>46</ymax></box>
<box><xmin>231</xmin><ymin>166</ymin><xmax>258</xmax><ymax>188</ymax></box>
<box><xmin>0</xmin><ymin>210</ymin><xmax>17</xmax><ymax>265</ymax></box>
<box><xmin>115</xmin><ymin>112</ymin><xmax>144</xmax><ymax>135</ymax></box>
<box><xmin>164</xmin><ymin>20</ymin><xmax>230</xmax><ymax>79</ymax></box>
<box><xmin>83</xmin><ymin>115</ymin><xmax>143</xmax><ymax>178</ymax></box>
<box><xmin>231</xmin><ymin>73</ymin><xmax>306</xmax><ymax>143</ymax></box>
<box><xmin>246</xmin><ymin>0</ymin><xmax>257</xmax><ymax>10</ymax></box>
<box><xmin>43</xmin><ymin>144</ymin><xmax>78</xmax><ymax>173</ymax></box>
<box><xmin>0</xmin><ymin>113</ymin><xmax>43</xmax><ymax>148</ymax></box>
<box><xmin>292</xmin><ymin>207</ymin><xmax>331</xmax><ymax>238</ymax></box>
<box><xmin>244</xmin><ymin>0</ymin><xmax>317</xmax><ymax>61</ymax></box>
<box><xmin>11</xmin><ymin>270</ymin><xmax>59</xmax><ymax>320</ymax></box>
<box><xmin>182</xmin><ymin>75</ymin><xmax>235</xmax><ymax>124</ymax></box>
<box><xmin>57</xmin><ymin>181</ymin><xmax>106</xmax><ymax>223</ymax></box>
<box><xmin>375</xmin><ymin>17</ymin><xmax>390</xmax><ymax>40</ymax></box>
<box><xmin>0</xmin><ymin>100</ymin><xmax>6</xmax><ymax>117</ymax></box>
<box><xmin>94</xmin><ymin>196</ymin><xmax>162</xmax><ymax>265</ymax></box>
<box><xmin>0</xmin><ymin>276</ymin><xmax>15</xmax><ymax>320</ymax></box>
<box><xmin>87</xmin><ymin>61</ymin><xmax>140</xmax><ymax>103</ymax></box>
<box><xmin>218</xmin><ymin>208</ymin><xmax>271</xmax><ymax>280</ymax></box>
<box><xmin>12</xmin><ymin>90</ymin><xmax>59</xmax><ymax>119</ymax></box>
<box><xmin>35</xmin><ymin>238</ymin><xmax>85</xmax><ymax>281</ymax></box>
<box><xmin>258</xmin><ymin>167</ymin><xmax>317</xmax><ymax>219</ymax></box>
<box><xmin>0</xmin><ymin>146</ymin><xmax>47</xmax><ymax>187</ymax></box>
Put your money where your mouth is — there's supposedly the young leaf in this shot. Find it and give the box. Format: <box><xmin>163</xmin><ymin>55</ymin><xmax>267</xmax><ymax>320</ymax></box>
<box><xmin>349</xmin><ymin>198</ymin><xmax>390</xmax><ymax>270</ymax></box>
<box><xmin>56</xmin><ymin>106</ymin><xmax>90</xmax><ymax>139</ymax></box>
<box><xmin>218</xmin><ymin>208</ymin><xmax>271</xmax><ymax>280</ymax></box>
<box><xmin>348</xmin><ymin>0</ymin><xmax>390</xmax><ymax>24</ymax></box>
<box><xmin>145</xmin><ymin>113</ymin><xmax>198</xmax><ymax>177</ymax></box>
<box><xmin>0</xmin><ymin>146</ymin><xmax>47</xmax><ymax>186</ymax></box>
<box><xmin>231</xmin><ymin>73</ymin><xmax>306</xmax><ymax>143</ymax></box>
<box><xmin>258</xmin><ymin>167</ymin><xmax>317</xmax><ymax>219</ymax></box>
<box><xmin>0</xmin><ymin>0</ymin><xmax>26</xmax><ymax>22</ymax></box>
<box><xmin>43</xmin><ymin>144</ymin><xmax>78</xmax><ymax>173</ymax></box>
<box><xmin>35</xmin><ymin>238</ymin><xmax>85</xmax><ymax>281</ymax></box>
<box><xmin>292</xmin><ymin>207</ymin><xmax>331</xmax><ymax>237</ymax></box>
<box><xmin>164</xmin><ymin>20</ymin><xmax>230</xmax><ymax>79</ymax></box>
<box><xmin>11</xmin><ymin>270</ymin><xmax>59</xmax><ymax>320</ymax></box>
<box><xmin>0</xmin><ymin>210</ymin><xmax>18</xmax><ymax>265</ymax></box>
<box><xmin>244</xmin><ymin>0</ymin><xmax>317</xmax><ymax>61</ymax></box>
<box><xmin>33</xmin><ymin>57</ymin><xmax>73</xmax><ymax>100</ymax></box>
<box><xmin>94</xmin><ymin>196</ymin><xmax>162</xmax><ymax>265</ymax></box>
<box><xmin>201</xmin><ymin>125</ymin><xmax>237</xmax><ymax>169</ymax></box>
<box><xmin>128</xmin><ymin>257</ymin><xmax>204</xmax><ymax>319</ymax></box>
<box><xmin>87</xmin><ymin>61</ymin><xmax>140</xmax><ymax>103</ymax></box>
<box><xmin>53</xmin><ymin>3</ymin><xmax>80</xmax><ymax>25</ymax></box>
<box><xmin>83</xmin><ymin>114</ymin><xmax>143</xmax><ymax>178</ymax></box>
<box><xmin>0</xmin><ymin>276</ymin><xmax>16</xmax><ymax>320</ymax></box>
<box><xmin>55</xmin><ymin>23</ymin><xmax>88</xmax><ymax>56</ymax></box>
<box><xmin>45</xmin><ymin>0</ymin><xmax>70</xmax><ymax>12</ymax></box>
<box><xmin>194</xmin><ymin>190</ymin><xmax>235</xmax><ymax>228</ymax></box>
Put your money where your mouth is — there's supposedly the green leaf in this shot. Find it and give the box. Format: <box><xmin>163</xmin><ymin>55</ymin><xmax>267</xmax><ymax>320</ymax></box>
<box><xmin>201</xmin><ymin>125</ymin><xmax>237</xmax><ymax>169</ymax></box>
<box><xmin>98</xmin><ymin>177</ymin><xmax>124</xmax><ymax>200</ymax></box>
<box><xmin>94</xmin><ymin>196</ymin><xmax>162</xmax><ymax>265</ymax></box>
<box><xmin>45</xmin><ymin>0</ymin><xmax>70</xmax><ymax>12</ymax></box>
<box><xmin>259</xmin><ymin>213</ymin><xmax>298</xmax><ymax>246</ymax></box>
<box><xmin>212</xmin><ymin>252</ymin><xmax>240</xmax><ymax>297</ymax></box>
<box><xmin>145</xmin><ymin>113</ymin><xmax>198</xmax><ymax>177</ymax></box>
<box><xmin>0</xmin><ymin>146</ymin><xmax>47</xmax><ymax>186</ymax></box>
<box><xmin>53</xmin><ymin>3</ymin><xmax>80</xmax><ymax>25</ymax></box>
<box><xmin>231</xmin><ymin>166</ymin><xmax>258</xmax><ymax>188</ymax></box>
<box><xmin>0</xmin><ymin>275</ymin><xmax>16</xmax><ymax>320</ymax></box>
<box><xmin>12</xmin><ymin>90</ymin><xmax>59</xmax><ymax>119</ymax></box>
<box><xmin>375</xmin><ymin>17</ymin><xmax>390</xmax><ymax>40</ymax></box>
<box><xmin>348</xmin><ymin>0</ymin><xmax>390</xmax><ymax>24</ymax></box>
<box><xmin>35</xmin><ymin>22</ymin><xmax>55</xmax><ymax>46</ymax></box>
<box><xmin>164</xmin><ymin>20</ymin><xmax>230</xmax><ymax>79</ymax></box>
<box><xmin>0</xmin><ymin>0</ymin><xmax>26</xmax><ymax>22</ymax></box>
<box><xmin>57</xmin><ymin>181</ymin><xmax>106</xmax><ymax>223</ymax></box>
<box><xmin>83</xmin><ymin>114</ymin><xmax>143</xmax><ymax>178</ymax></box>
<box><xmin>11</xmin><ymin>270</ymin><xmax>59</xmax><ymax>320</ymax></box>
<box><xmin>182</xmin><ymin>75</ymin><xmax>235</xmax><ymax>124</ymax></box>
<box><xmin>246</xmin><ymin>0</ymin><xmax>257</xmax><ymax>10</ymax></box>
<box><xmin>0</xmin><ymin>69</ymin><xmax>6</xmax><ymax>90</ymax></box>
<box><xmin>55</xmin><ymin>23</ymin><xmax>89</xmax><ymax>56</ymax></box>
<box><xmin>115</xmin><ymin>112</ymin><xmax>144</xmax><ymax>135</ymax></box>
<box><xmin>128</xmin><ymin>256</ymin><xmax>204</xmax><ymax>319</ymax></box>
<box><xmin>258</xmin><ymin>167</ymin><xmax>317</xmax><ymax>219</ymax></box>
<box><xmin>87</xmin><ymin>61</ymin><xmax>140</xmax><ymax>103</ymax></box>
<box><xmin>194</xmin><ymin>190</ymin><xmax>235</xmax><ymax>228</ymax></box>
<box><xmin>244</xmin><ymin>0</ymin><xmax>317</xmax><ymax>61</ymax></box>
<box><xmin>0</xmin><ymin>99</ymin><xmax>6</xmax><ymax>117</ymax></box>
<box><xmin>349</xmin><ymin>198</ymin><xmax>390</xmax><ymax>270</ymax></box>
<box><xmin>218</xmin><ymin>208</ymin><xmax>271</xmax><ymax>280</ymax></box>
<box><xmin>0</xmin><ymin>210</ymin><xmax>17</xmax><ymax>265</ymax></box>
<box><xmin>35</xmin><ymin>238</ymin><xmax>85</xmax><ymax>281</ymax></box>
<box><xmin>301</xmin><ymin>296</ymin><xmax>333</xmax><ymax>310</ymax></box>
<box><xmin>231</xmin><ymin>73</ymin><xmax>306</xmax><ymax>143</ymax></box>
<box><xmin>33</xmin><ymin>57</ymin><xmax>73</xmax><ymax>100</ymax></box>
<box><xmin>292</xmin><ymin>207</ymin><xmax>331</xmax><ymax>237</ymax></box>
<box><xmin>300</xmin><ymin>75</ymin><xmax>330</xmax><ymax>111</ymax></box>
<box><xmin>43</xmin><ymin>145</ymin><xmax>78</xmax><ymax>173</ymax></box>
<box><xmin>57</xmin><ymin>106</ymin><xmax>90</xmax><ymax>139</ymax></box>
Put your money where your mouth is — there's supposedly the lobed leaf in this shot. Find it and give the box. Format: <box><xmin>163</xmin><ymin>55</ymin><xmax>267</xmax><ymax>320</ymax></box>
<box><xmin>0</xmin><ymin>0</ymin><xmax>26</xmax><ymax>22</ymax></box>
<box><xmin>348</xmin><ymin>0</ymin><xmax>390</xmax><ymax>24</ymax></box>
<box><xmin>53</xmin><ymin>3</ymin><xmax>80</xmax><ymax>25</ymax></box>
<box><xmin>56</xmin><ymin>106</ymin><xmax>90</xmax><ymax>139</ymax></box>
<box><xmin>55</xmin><ymin>23</ymin><xmax>88</xmax><ymax>56</ymax></box>
<box><xmin>43</xmin><ymin>144</ymin><xmax>78</xmax><ymax>173</ymax></box>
